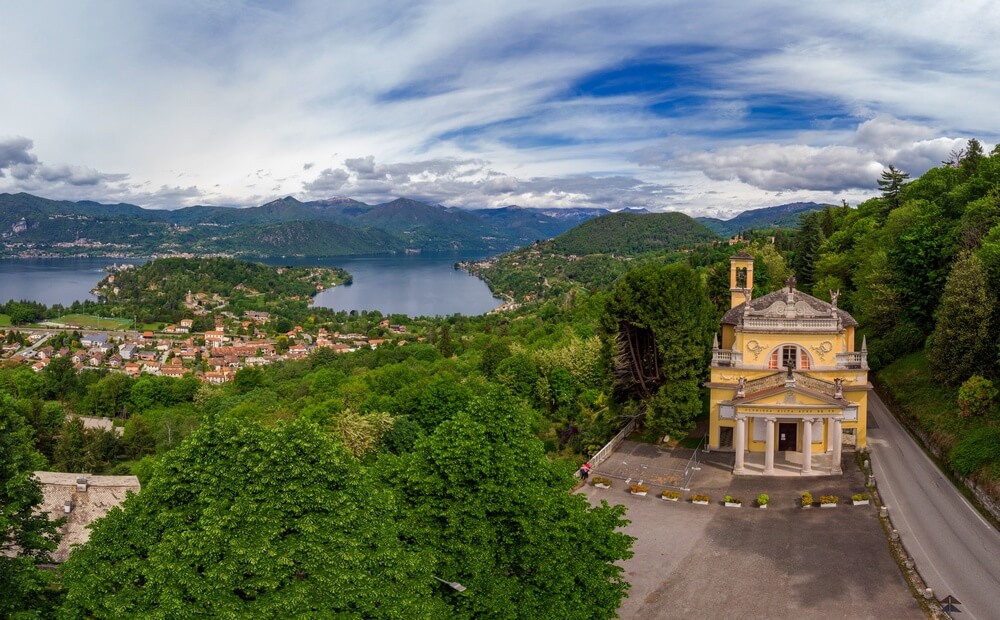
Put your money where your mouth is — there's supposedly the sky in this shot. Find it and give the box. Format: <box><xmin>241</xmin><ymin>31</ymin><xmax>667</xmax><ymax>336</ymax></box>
<box><xmin>1</xmin><ymin>1</ymin><xmax>998</xmax><ymax>218</ymax></box>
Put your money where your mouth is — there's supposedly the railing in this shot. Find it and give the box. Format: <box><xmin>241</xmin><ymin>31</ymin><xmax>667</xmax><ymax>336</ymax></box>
<box><xmin>743</xmin><ymin>317</ymin><xmax>840</xmax><ymax>332</ymax></box>
<box><xmin>836</xmin><ymin>351</ymin><xmax>868</xmax><ymax>370</ymax></box>
<box><xmin>795</xmin><ymin>373</ymin><xmax>837</xmax><ymax>396</ymax></box>
<box><xmin>711</xmin><ymin>348</ymin><xmax>743</xmax><ymax>367</ymax></box>
<box><xmin>588</xmin><ymin>416</ymin><xmax>639</xmax><ymax>469</ymax></box>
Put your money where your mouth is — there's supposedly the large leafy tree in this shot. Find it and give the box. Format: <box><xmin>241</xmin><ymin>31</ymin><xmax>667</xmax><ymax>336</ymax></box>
<box><xmin>0</xmin><ymin>396</ymin><xmax>61</xmax><ymax>618</ymax></box>
<box><xmin>605</xmin><ymin>263</ymin><xmax>715</xmax><ymax>437</ymax></box>
<box><xmin>379</xmin><ymin>386</ymin><xmax>633</xmax><ymax>620</ymax></box>
<box><xmin>927</xmin><ymin>252</ymin><xmax>997</xmax><ymax>384</ymax></box>
<box><xmin>60</xmin><ymin>417</ymin><xmax>446</xmax><ymax>619</ymax></box>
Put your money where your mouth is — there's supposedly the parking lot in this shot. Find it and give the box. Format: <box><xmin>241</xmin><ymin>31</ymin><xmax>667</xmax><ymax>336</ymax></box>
<box><xmin>579</xmin><ymin>446</ymin><xmax>921</xmax><ymax>619</ymax></box>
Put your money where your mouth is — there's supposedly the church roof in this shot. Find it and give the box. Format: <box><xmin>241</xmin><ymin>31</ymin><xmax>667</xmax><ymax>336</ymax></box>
<box><xmin>730</xmin><ymin>251</ymin><xmax>754</xmax><ymax>260</ymax></box>
<box><xmin>722</xmin><ymin>285</ymin><xmax>858</xmax><ymax>328</ymax></box>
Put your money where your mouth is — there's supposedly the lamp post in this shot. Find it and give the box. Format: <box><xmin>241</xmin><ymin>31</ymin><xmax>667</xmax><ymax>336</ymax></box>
<box><xmin>433</xmin><ymin>576</ymin><xmax>467</xmax><ymax>592</ymax></box>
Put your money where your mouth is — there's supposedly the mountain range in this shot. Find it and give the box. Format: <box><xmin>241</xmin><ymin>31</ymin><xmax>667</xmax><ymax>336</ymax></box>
<box><xmin>0</xmin><ymin>192</ymin><xmax>820</xmax><ymax>258</ymax></box>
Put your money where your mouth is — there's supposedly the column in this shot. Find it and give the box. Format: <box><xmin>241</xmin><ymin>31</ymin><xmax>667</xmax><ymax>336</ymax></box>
<box><xmin>734</xmin><ymin>417</ymin><xmax>746</xmax><ymax>474</ymax></box>
<box><xmin>764</xmin><ymin>417</ymin><xmax>776</xmax><ymax>474</ymax></box>
<box><xmin>831</xmin><ymin>418</ymin><xmax>843</xmax><ymax>474</ymax></box>
<box><xmin>801</xmin><ymin>418</ymin><xmax>813</xmax><ymax>474</ymax></box>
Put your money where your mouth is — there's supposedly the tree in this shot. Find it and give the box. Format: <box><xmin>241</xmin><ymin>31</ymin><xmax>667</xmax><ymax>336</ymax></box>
<box><xmin>605</xmin><ymin>263</ymin><xmax>715</xmax><ymax>437</ymax></box>
<box><xmin>436</xmin><ymin>323</ymin><xmax>454</xmax><ymax>358</ymax></box>
<box><xmin>0</xmin><ymin>397</ymin><xmax>61</xmax><ymax>617</ymax></box>
<box><xmin>877</xmin><ymin>165</ymin><xmax>910</xmax><ymax>211</ymax></box>
<box><xmin>379</xmin><ymin>386</ymin><xmax>633</xmax><ymax>620</ymax></box>
<box><xmin>792</xmin><ymin>212</ymin><xmax>824</xmax><ymax>291</ymax></box>
<box><xmin>928</xmin><ymin>252</ymin><xmax>997</xmax><ymax>384</ymax></box>
<box><xmin>60</xmin><ymin>417</ymin><xmax>446</xmax><ymax>618</ymax></box>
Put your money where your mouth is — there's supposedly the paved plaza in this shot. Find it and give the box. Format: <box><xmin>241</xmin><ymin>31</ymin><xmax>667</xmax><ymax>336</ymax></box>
<box><xmin>580</xmin><ymin>442</ymin><xmax>921</xmax><ymax>619</ymax></box>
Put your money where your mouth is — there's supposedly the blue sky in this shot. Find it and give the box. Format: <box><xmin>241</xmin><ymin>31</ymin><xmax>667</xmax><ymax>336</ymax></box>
<box><xmin>0</xmin><ymin>1</ymin><xmax>997</xmax><ymax>217</ymax></box>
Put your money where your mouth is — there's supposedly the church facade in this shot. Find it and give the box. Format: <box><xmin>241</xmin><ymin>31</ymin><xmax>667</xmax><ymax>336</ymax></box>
<box><xmin>706</xmin><ymin>252</ymin><xmax>870</xmax><ymax>475</ymax></box>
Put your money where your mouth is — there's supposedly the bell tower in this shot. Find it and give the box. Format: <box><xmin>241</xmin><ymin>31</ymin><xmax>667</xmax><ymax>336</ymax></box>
<box><xmin>729</xmin><ymin>251</ymin><xmax>754</xmax><ymax>309</ymax></box>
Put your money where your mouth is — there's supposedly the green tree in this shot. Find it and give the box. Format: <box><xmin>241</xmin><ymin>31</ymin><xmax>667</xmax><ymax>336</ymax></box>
<box><xmin>380</xmin><ymin>386</ymin><xmax>633</xmax><ymax>619</ymax></box>
<box><xmin>605</xmin><ymin>263</ymin><xmax>715</xmax><ymax>437</ymax></box>
<box><xmin>877</xmin><ymin>164</ymin><xmax>909</xmax><ymax>211</ymax></box>
<box><xmin>437</xmin><ymin>323</ymin><xmax>454</xmax><ymax>358</ymax></box>
<box><xmin>928</xmin><ymin>253</ymin><xmax>997</xmax><ymax>384</ymax></box>
<box><xmin>792</xmin><ymin>212</ymin><xmax>824</xmax><ymax>290</ymax></box>
<box><xmin>1</xmin><ymin>397</ymin><xmax>61</xmax><ymax>618</ymax></box>
<box><xmin>60</xmin><ymin>417</ymin><xmax>446</xmax><ymax>619</ymax></box>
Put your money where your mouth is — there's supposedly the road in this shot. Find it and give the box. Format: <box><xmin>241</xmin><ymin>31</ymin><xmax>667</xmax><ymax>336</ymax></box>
<box><xmin>868</xmin><ymin>392</ymin><xmax>1000</xmax><ymax>620</ymax></box>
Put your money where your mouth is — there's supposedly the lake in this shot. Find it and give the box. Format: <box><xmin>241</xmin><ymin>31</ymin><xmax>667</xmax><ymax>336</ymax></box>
<box><xmin>0</xmin><ymin>254</ymin><xmax>502</xmax><ymax>317</ymax></box>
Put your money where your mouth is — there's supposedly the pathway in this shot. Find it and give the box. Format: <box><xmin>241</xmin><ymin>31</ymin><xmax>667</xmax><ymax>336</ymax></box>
<box><xmin>868</xmin><ymin>392</ymin><xmax>1000</xmax><ymax>620</ymax></box>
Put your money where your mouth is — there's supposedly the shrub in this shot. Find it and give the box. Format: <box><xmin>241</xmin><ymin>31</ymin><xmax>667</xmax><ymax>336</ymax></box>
<box><xmin>949</xmin><ymin>428</ymin><xmax>1000</xmax><ymax>476</ymax></box>
<box><xmin>690</xmin><ymin>493</ymin><xmax>710</xmax><ymax>503</ymax></box>
<box><xmin>723</xmin><ymin>495</ymin><xmax>741</xmax><ymax>504</ymax></box>
<box><xmin>757</xmin><ymin>493</ymin><xmax>769</xmax><ymax>506</ymax></box>
<box><xmin>819</xmin><ymin>495</ymin><xmax>839</xmax><ymax>504</ymax></box>
<box><xmin>660</xmin><ymin>490</ymin><xmax>681</xmax><ymax>499</ymax></box>
<box><xmin>957</xmin><ymin>375</ymin><xmax>997</xmax><ymax>418</ymax></box>
<box><xmin>591</xmin><ymin>476</ymin><xmax>612</xmax><ymax>487</ymax></box>
<box><xmin>801</xmin><ymin>491</ymin><xmax>813</xmax><ymax>506</ymax></box>
<box><xmin>629</xmin><ymin>483</ymin><xmax>649</xmax><ymax>493</ymax></box>
<box><xmin>851</xmin><ymin>493</ymin><xmax>870</xmax><ymax>502</ymax></box>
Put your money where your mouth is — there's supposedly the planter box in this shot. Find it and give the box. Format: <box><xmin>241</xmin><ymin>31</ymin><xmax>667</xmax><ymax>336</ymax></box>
<box><xmin>801</xmin><ymin>504</ymin><xmax>812</xmax><ymax>509</ymax></box>
<box><xmin>692</xmin><ymin>500</ymin><xmax>709</xmax><ymax>505</ymax></box>
<box><xmin>852</xmin><ymin>499</ymin><xmax>870</xmax><ymax>506</ymax></box>
<box><xmin>593</xmin><ymin>483</ymin><xmax>610</xmax><ymax>489</ymax></box>
<box><xmin>820</xmin><ymin>503</ymin><xmax>838</xmax><ymax>508</ymax></box>
<box><xmin>661</xmin><ymin>496</ymin><xmax>679</xmax><ymax>502</ymax></box>
<box><xmin>758</xmin><ymin>504</ymin><xmax>768</xmax><ymax>509</ymax></box>
<box><xmin>631</xmin><ymin>491</ymin><xmax>648</xmax><ymax>497</ymax></box>
<box><xmin>724</xmin><ymin>502</ymin><xmax>742</xmax><ymax>508</ymax></box>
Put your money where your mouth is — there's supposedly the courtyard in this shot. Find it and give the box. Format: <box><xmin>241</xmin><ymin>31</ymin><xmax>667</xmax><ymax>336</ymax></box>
<box><xmin>580</xmin><ymin>443</ymin><xmax>921</xmax><ymax>619</ymax></box>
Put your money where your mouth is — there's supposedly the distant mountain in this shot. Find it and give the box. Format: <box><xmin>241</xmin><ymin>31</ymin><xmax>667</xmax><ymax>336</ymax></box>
<box><xmin>697</xmin><ymin>202</ymin><xmax>829</xmax><ymax>236</ymax></box>
<box><xmin>551</xmin><ymin>211</ymin><xmax>718</xmax><ymax>255</ymax></box>
<box><xmin>0</xmin><ymin>192</ymin><xmax>608</xmax><ymax>258</ymax></box>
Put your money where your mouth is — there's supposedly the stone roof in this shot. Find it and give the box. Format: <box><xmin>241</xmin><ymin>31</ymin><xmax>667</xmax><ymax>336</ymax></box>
<box><xmin>730</xmin><ymin>250</ymin><xmax>754</xmax><ymax>260</ymax></box>
<box><xmin>34</xmin><ymin>472</ymin><xmax>141</xmax><ymax>562</ymax></box>
<box><xmin>722</xmin><ymin>285</ymin><xmax>858</xmax><ymax>328</ymax></box>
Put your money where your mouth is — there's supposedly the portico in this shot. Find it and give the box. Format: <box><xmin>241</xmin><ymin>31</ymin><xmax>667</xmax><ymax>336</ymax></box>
<box><xmin>732</xmin><ymin>413</ymin><xmax>845</xmax><ymax>476</ymax></box>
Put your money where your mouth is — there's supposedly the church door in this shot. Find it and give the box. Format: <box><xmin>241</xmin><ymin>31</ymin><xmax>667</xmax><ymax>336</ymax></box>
<box><xmin>778</xmin><ymin>422</ymin><xmax>797</xmax><ymax>451</ymax></box>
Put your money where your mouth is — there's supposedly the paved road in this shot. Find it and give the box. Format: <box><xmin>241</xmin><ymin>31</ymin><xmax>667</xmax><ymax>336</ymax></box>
<box><xmin>868</xmin><ymin>392</ymin><xmax>1000</xmax><ymax>620</ymax></box>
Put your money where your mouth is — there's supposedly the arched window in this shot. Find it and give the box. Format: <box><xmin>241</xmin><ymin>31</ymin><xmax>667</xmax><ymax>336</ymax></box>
<box><xmin>768</xmin><ymin>345</ymin><xmax>811</xmax><ymax>370</ymax></box>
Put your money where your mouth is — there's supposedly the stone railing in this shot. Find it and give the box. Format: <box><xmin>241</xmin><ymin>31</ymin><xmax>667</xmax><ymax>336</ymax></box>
<box><xmin>836</xmin><ymin>351</ymin><xmax>868</xmax><ymax>370</ymax></box>
<box><xmin>743</xmin><ymin>317</ymin><xmax>841</xmax><ymax>332</ymax></box>
<box><xmin>711</xmin><ymin>348</ymin><xmax>743</xmax><ymax>367</ymax></box>
<box><xmin>794</xmin><ymin>373</ymin><xmax>837</xmax><ymax>397</ymax></box>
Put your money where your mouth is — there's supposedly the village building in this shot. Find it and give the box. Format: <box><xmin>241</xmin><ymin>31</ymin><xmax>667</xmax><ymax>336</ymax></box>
<box><xmin>33</xmin><ymin>472</ymin><xmax>141</xmax><ymax>563</ymax></box>
<box><xmin>707</xmin><ymin>252</ymin><xmax>870</xmax><ymax>475</ymax></box>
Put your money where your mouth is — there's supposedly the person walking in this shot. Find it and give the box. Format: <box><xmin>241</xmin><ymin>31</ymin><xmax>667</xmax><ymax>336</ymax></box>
<box><xmin>579</xmin><ymin>462</ymin><xmax>591</xmax><ymax>482</ymax></box>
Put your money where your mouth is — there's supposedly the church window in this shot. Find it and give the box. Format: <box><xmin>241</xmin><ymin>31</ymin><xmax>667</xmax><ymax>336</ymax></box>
<box><xmin>768</xmin><ymin>346</ymin><xmax>811</xmax><ymax>370</ymax></box>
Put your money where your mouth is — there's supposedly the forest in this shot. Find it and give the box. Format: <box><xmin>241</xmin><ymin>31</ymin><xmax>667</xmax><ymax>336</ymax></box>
<box><xmin>4</xmin><ymin>140</ymin><xmax>1000</xmax><ymax>616</ymax></box>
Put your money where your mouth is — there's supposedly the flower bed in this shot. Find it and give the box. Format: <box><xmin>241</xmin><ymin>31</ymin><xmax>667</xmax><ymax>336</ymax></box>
<box><xmin>592</xmin><ymin>477</ymin><xmax>612</xmax><ymax>489</ymax></box>
<box><xmin>690</xmin><ymin>493</ymin><xmax>710</xmax><ymax>505</ymax></box>
<box><xmin>660</xmin><ymin>490</ymin><xmax>681</xmax><ymax>501</ymax></box>
<box><xmin>819</xmin><ymin>495</ymin><xmax>839</xmax><ymax>508</ymax></box>
<box><xmin>757</xmin><ymin>493</ymin><xmax>769</xmax><ymax>509</ymax></box>
<box><xmin>629</xmin><ymin>483</ymin><xmax>649</xmax><ymax>496</ymax></box>
<box><xmin>801</xmin><ymin>491</ymin><xmax>813</xmax><ymax>508</ymax></box>
<box><xmin>723</xmin><ymin>495</ymin><xmax>742</xmax><ymax>508</ymax></box>
<box><xmin>852</xmin><ymin>493</ymin><xmax>870</xmax><ymax>506</ymax></box>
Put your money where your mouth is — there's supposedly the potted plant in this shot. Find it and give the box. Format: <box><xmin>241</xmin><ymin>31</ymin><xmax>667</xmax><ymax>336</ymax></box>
<box><xmin>660</xmin><ymin>490</ymin><xmax>681</xmax><ymax>502</ymax></box>
<box><xmin>852</xmin><ymin>493</ymin><xmax>870</xmax><ymax>506</ymax></box>
<box><xmin>629</xmin><ymin>483</ymin><xmax>649</xmax><ymax>497</ymax></box>
<box><xmin>801</xmin><ymin>491</ymin><xmax>813</xmax><ymax>509</ymax></box>
<box><xmin>757</xmin><ymin>493</ymin><xmax>769</xmax><ymax>509</ymax></box>
<box><xmin>723</xmin><ymin>495</ymin><xmax>742</xmax><ymax>508</ymax></box>
<box><xmin>690</xmin><ymin>493</ymin><xmax>710</xmax><ymax>505</ymax></box>
<box><xmin>819</xmin><ymin>495</ymin><xmax>839</xmax><ymax>508</ymax></box>
<box><xmin>592</xmin><ymin>476</ymin><xmax>612</xmax><ymax>489</ymax></box>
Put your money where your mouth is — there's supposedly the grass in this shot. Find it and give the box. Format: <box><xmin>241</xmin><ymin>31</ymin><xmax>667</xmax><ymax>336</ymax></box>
<box><xmin>0</xmin><ymin>314</ymin><xmax>11</xmax><ymax>327</ymax></box>
<box><xmin>50</xmin><ymin>314</ymin><xmax>133</xmax><ymax>330</ymax></box>
<box><xmin>876</xmin><ymin>350</ymin><xmax>965</xmax><ymax>451</ymax></box>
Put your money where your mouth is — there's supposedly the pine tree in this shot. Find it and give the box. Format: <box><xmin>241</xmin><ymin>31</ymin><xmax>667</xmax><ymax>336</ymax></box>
<box><xmin>877</xmin><ymin>165</ymin><xmax>909</xmax><ymax>211</ymax></box>
<box><xmin>928</xmin><ymin>253</ymin><xmax>997</xmax><ymax>384</ymax></box>
<box><xmin>792</xmin><ymin>212</ymin><xmax>824</xmax><ymax>290</ymax></box>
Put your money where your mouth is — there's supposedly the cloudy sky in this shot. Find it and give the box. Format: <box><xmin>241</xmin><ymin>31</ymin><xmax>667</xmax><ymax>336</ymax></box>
<box><xmin>1</xmin><ymin>1</ymin><xmax>997</xmax><ymax>217</ymax></box>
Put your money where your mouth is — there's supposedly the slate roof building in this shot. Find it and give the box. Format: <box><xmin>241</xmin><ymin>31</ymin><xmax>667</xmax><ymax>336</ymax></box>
<box><xmin>706</xmin><ymin>252</ymin><xmax>870</xmax><ymax>475</ymax></box>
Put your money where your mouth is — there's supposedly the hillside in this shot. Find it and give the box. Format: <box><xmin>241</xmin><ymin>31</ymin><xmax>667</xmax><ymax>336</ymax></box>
<box><xmin>697</xmin><ymin>202</ymin><xmax>828</xmax><ymax>236</ymax></box>
<box><xmin>206</xmin><ymin>220</ymin><xmax>404</xmax><ymax>256</ymax></box>
<box><xmin>551</xmin><ymin>211</ymin><xmax>718</xmax><ymax>255</ymax></box>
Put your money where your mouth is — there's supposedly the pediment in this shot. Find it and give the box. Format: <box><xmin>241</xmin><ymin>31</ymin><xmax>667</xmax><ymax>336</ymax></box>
<box><xmin>729</xmin><ymin>385</ymin><xmax>845</xmax><ymax>407</ymax></box>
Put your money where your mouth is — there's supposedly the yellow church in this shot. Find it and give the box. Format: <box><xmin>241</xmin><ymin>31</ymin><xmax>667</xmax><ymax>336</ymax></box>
<box><xmin>707</xmin><ymin>252</ymin><xmax>870</xmax><ymax>475</ymax></box>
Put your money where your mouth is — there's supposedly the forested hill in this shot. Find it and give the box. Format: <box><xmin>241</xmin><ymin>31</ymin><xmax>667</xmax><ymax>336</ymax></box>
<box><xmin>550</xmin><ymin>212</ymin><xmax>718</xmax><ymax>255</ymax></box>
<box><xmin>696</xmin><ymin>202</ymin><xmax>829</xmax><ymax>236</ymax></box>
<box><xmin>93</xmin><ymin>257</ymin><xmax>350</xmax><ymax>325</ymax></box>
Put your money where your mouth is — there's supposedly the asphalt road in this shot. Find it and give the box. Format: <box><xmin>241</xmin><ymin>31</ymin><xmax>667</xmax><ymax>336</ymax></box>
<box><xmin>868</xmin><ymin>392</ymin><xmax>1000</xmax><ymax>620</ymax></box>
